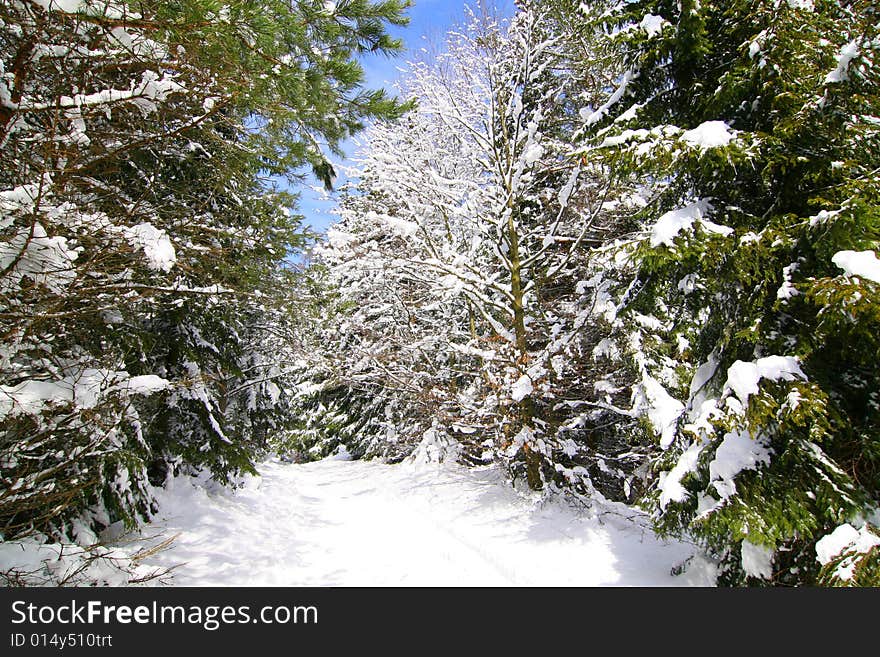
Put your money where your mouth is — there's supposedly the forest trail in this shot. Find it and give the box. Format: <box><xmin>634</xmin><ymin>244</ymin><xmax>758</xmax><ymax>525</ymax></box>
<box><xmin>138</xmin><ymin>456</ymin><xmax>716</xmax><ymax>586</ymax></box>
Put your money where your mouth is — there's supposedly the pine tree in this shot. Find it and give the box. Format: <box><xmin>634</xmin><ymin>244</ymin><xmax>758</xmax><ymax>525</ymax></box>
<box><xmin>584</xmin><ymin>0</ymin><xmax>880</xmax><ymax>584</ymax></box>
<box><xmin>1</xmin><ymin>0</ymin><xmax>411</xmax><ymax>546</ymax></box>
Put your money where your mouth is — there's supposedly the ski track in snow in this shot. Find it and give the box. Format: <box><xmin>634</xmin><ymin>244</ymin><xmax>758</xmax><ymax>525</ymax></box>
<box><xmin>138</xmin><ymin>458</ymin><xmax>714</xmax><ymax>586</ymax></box>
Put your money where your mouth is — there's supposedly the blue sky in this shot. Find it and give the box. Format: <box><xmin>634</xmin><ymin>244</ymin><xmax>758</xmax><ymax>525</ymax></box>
<box><xmin>296</xmin><ymin>0</ymin><xmax>515</xmax><ymax>237</ymax></box>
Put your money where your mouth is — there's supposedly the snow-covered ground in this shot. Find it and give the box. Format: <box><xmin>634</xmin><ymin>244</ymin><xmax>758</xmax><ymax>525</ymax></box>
<box><xmin>138</xmin><ymin>455</ymin><xmax>716</xmax><ymax>586</ymax></box>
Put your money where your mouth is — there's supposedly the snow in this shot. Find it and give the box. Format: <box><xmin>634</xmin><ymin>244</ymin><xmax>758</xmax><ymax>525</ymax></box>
<box><xmin>521</xmin><ymin>142</ymin><xmax>545</xmax><ymax>165</ymax></box>
<box><xmin>725</xmin><ymin>356</ymin><xmax>805</xmax><ymax>404</ymax></box>
<box><xmin>599</xmin><ymin>127</ymin><xmax>648</xmax><ymax>148</ymax></box>
<box><xmin>816</xmin><ymin>523</ymin><xmax>880</xmax><ymax>581</ymax></box>
<box><xmin>741</xmin><ymin>540</ymin><xmax>774</xmax><ymax>579</ymax></box>
<box><xmin>816</xmin><ymin>524</ymin><xmax>861</xmax><ymax>564</ymax></box>
<box><xmin>699</xmin><ymin>219</ymin><xmax>735</xmax><ymax>238</ymax></box>
<box><xmin>640</xmin><ymin>372</ymin><xmax>685</xmax><ymax>449</ymax></box>
<box><xmin>0</xmin><ymin>370</ymin><xmax>169</xmax><ymax>418</ymax></box>
<box><xmin>614</xmin><ymin>102</ymin><xmax>642</xmax><ymax>124</ymax></box>
<box><xmin>326</xmin><ymin>227</ymin><xmax>355</xmax><ymax>248</ymax></box>
<box><xmin>689</xmin><ymin>352</ymin><xmax>720</xmax><ymax>401</ymax></box>
<box><xmin>30</xmin><ymin>0</ymin><xmax>88</xmax><ymax>13</ymax></box>
<box><xmin>0</xmin><ymin>536</ymin><xmax>163</xmax><ymax>586</ymax></box>
<box><xmin>0</xmin><ymin>370</ymin><xmax>116</xmax><ymax>417</ymax></box>
<box><xmin>135</xmin><ymin>457</ymin><xmax>715</xmax><ymax>586</ymax></box>
<box><xmin>650</xmin><ymin>199</ymin><xmax>715</xmax><ymax>247</ymax></box>
<box><xmin>583</xmin><ymin>70</ymin><xmax>634</xmax><ymax>126</ymax></box>
<box><xmin>1</xmin><ymin>379</ymin><xmax>78</xmax><ymax>417</ymax></box>
<box><xmin>748</xmin><ymin>40</ymin><xmax>762</xmax><ymax>59</ymax></box>
<box><xmin>634</xmin><ymin>313</ymin><xmax>666</xmax><ymax>331</ymax></box>
<box><xmin>379</xmin><ymin>213</ymin><xmax>419</xmax><ymax>239</ymax></box>
<box><xmin>561</xmin><ymin>439</ymin><xmax>579</xmax><ymax>457</ymax></box>
<box><xmin>681</xmin><ymin>121</ymin><xmax>736</xmax><ymax>150</ymax></box>
<box><xmin>329</xmin><ymin>444</ymin><xmax>352</xmax><ymax>461</ymax></box>
<box><xmin>0</xmin><ymin>180</ymin><xmax>46</xmax><ymax>219</ymax></box>
<box><xmin>557</xmin><ymin>168</ymin><xmax>579</xmax><ymax>207</ymax></box>
<box><xmin>507</xmin><ymin>425</ymin><xmax>536</xmax><ymax>457</ymax></box>
<box><xmin>450</xmin><ymin>342</ymin><xmax>496</xmax><ymax>361</ymax></box>
<box><xmin>124</xmin><ymin>223</ymin><xmax>176</xmax><ymax>272</ymax></box>
<box><xmin>0</xmin><ymin>222</ymin><xmax>79</xmax><ymax>294</ymax></box>
<box><xmin>21</xmin><ymin>70</ymin><xmax>183</xmax><ymax>115</ymax></box>
<box><xmin>125</xmin><ymin>375</ymin><xmax>170</xmax><ymax>395</ymax></box>
<box><xmin>808</xmin><ymin>208</ymin><xmax>841</xmax><ymax>228</ymax></box>
<box><xmin>510</xmin><ymin>374</ymin><xmax>533</xmax><ymax>402</ymax></box>
<box><xmin>825</xmin><ymin>41</ymin><xmax>860</xmax><ymax>84</ymax></box>
<box><xmin>639</xmin><ymin>14</ymin><xmax>668</xmax><ymax>38</ymax></box>
<box><xmin>409</xmin><ymin>429</ymin><xmax>459</xmax><ymax>464</ymax></box>
<box><xmin>832</xmin><ymin>249</ymin><xmax>880</xmax><ymax>283</ymax></box>
<box><xmin>658</xmin><ymin>441</ymin><xmax>705</xmax><ymax>509</ymax></box>
<box><xmin>593</xmin><ymin>338</ymin><xmax>621</xmax><ymax>361</ymax></box>
<box><xmin>817</xmin><ymin>524</ymin><xmax>880</xmax><ymax>562</ymax></box>
<box><xmin>706</xmin><ymin>429</ymin><xmax>772</xmax><ymax>501</ymax></box>
<box><xmin>777</xmin><ymin>262</ymin><xmax>800</xmax><ymax>300</ymax></box>
<box><xmin>28</xmin><ymin>0</ymin><xmax>136</xmax><ymax>19</ymax></box>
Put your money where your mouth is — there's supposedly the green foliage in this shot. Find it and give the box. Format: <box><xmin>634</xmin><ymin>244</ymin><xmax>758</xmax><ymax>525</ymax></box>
<box><xmin>818</xmin><ymin>525</ymin><xmax>880</xmax><ymax>587</ymax></box>
<box><xmin>0</xmin><ymin>0</ymin><xmax>410</xmax><ymax>543</ymax></box>
<box><xmin>585</xmin><ymin>0</ymin><xmax>880</xmax><ymax>584</ymax></box>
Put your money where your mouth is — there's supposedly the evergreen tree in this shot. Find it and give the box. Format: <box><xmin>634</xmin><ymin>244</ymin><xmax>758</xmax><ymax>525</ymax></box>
<box><xmin>0</xmin><ymin>0</ymin><xmax>410</xmax><ymax>545</ymax></box>
<box><xmin>584</xmin><ymin>0</ymin><xmax>880</xmax><ymax>584</ymax></box>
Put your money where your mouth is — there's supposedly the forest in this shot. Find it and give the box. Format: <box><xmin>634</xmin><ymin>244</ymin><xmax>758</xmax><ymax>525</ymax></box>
<box><xmin>1</xmin><ymin>0</ymin><xmax>879</xmax><ymax>587</ymax></box>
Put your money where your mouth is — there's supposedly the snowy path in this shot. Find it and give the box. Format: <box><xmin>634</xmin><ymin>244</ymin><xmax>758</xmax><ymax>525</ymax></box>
<box><xmin>138</xmin><ymin>457</ymin><xmax>715</xmax><ymax>586</ymax></box>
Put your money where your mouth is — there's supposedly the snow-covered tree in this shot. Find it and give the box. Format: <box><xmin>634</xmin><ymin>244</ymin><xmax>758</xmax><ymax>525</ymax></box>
<box><xmin>1</xmin><ymin>0</ymin><xmax>410</xmax><ymax>544</ymax></box>
<box><xmin>583</xmin><ymin>0</ymin><xmax>880</xmax><ymax>584</ymax></box>
<box><xmin>291</xmin><ymin>2</ymin><xmax>654</xmax><ymax>498</ymax></box>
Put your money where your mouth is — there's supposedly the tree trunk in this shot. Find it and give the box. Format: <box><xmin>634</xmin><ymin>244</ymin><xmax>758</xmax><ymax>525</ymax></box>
<box><xmin>507</xmin><ymin>212</ymin><xmax>528</xmax><ymax>357</ymax></box>
<box><xmin>506</xmin><ymin>211</ymin><xmax>542</xmax><ymax>490</ymax></box>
